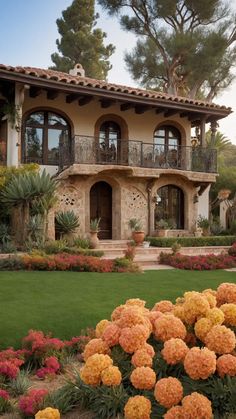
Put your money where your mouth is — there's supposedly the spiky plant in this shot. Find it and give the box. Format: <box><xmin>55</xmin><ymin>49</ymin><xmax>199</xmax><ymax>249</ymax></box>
<box><xmin>8</xmin><ymin>370</ymin><xmax>31</xmax><ymax>396</ymax></box>
<box><xmin>0</xmin><ymin>223</ymin><xmax>11</xmax><ymax>244</ymax></box>
<box><xmin>55</xmin><ymin>210</ymin><xmax>80</xmax><ymax>236</ymax></box>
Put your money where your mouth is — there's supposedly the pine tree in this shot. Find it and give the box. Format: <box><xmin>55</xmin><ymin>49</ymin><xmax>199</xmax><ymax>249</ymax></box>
<box><xmin>50</xmin><ymin>0</ymin><xmax>115</xmax><ymax>80</ymax></box>
<box><xmin>98</xmin><ymin>0</ymin><xmax>236</xmax><ymax>99</ymax></box>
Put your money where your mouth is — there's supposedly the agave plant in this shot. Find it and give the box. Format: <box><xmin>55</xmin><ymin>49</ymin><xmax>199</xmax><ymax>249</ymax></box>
<box><xmin>55</xmin><ymin>210</ymin><xmax>80</xmax><ymax>236</ymax></box>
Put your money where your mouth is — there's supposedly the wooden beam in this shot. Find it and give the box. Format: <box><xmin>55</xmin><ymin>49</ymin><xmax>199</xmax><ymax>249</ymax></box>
<box><xmin>120</xmin><ymin>103</ymin><xmax>134</xmax><ymax>111</ymax></box>
<box><xmin>66</xmin><ymin>93</ymin><xmax>80</xmax><ymax>103</ymax></box>
<box><xmin>29</xmin><ymin>87</ymin><xmax>41</xmax><ymax>98</ymax></box>
<box><xmin>47</xmin><ymin>90</ymin><xmax>59</xmax><ymax>100</ymax></box>
<box><xmin>100</xmin><ymin>99</ymin><xmax>114</xmax><ymax>108</ymax></box>
<box><xmin>188</xmin><ymin>113</ymin><xmax>202</xmax><ymax>121</ymax></box>
<box><xmin>155</xmin><ymin>109</ymin><xmax>164</xmax><ymax>114</ymax></box>
<box><xmin>78</xmin><ymin>95</ymin><xmax>93</xmax><ymax>106</ymax></box>
<box><xmin>135</xmin><ymin>105</ymin><xmax>149</xmax><ymax>114</ymax></box>
<box><xmin>164</xmin><ymin>109</ymin><xmax>179</xmax><ymax>117</ymax></box>
<box><xmin>180</xmin><ymin>112</ymin><xmax>188</xmax><ymax>118</ymax></box>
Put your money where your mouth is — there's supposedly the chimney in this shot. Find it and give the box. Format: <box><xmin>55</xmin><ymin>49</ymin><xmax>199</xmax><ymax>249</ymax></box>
<box><xmin>69</xmin><ymin>63</ymin><xmax>85</xmax><ymax>77</ymax></box>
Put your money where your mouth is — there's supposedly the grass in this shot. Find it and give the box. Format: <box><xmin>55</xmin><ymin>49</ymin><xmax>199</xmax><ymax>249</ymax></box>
<box><xmin>0</xmin><ymin>269</ymin><xmax>236</xmax><ymax>349</ymax></box>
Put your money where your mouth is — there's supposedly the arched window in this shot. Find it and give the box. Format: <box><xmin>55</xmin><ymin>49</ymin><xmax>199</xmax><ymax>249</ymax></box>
<box><xmin>98</xmin><ymin>121</ymin><xmax>121</xmax><ymax>163</ymax></box>
<box><xmin>153</xmin><ymin>125</ymin><xmax>181</xmax><ymax>168</ymax></box>
<box><xmin>23</xmin><ymin>111</ymin><xmax>70</xmax><ymax>165</ymax></box>
<box><xmin>155</xmin><ymin>185</ymin><xmax>184</xmax><ymax>229</ymax></box>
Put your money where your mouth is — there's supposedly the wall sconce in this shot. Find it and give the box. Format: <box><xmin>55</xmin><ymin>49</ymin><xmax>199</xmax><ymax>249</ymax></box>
<box><xmin>191</xmin><ymin>137</ymin><xmax>199</xmax><ymax>147</ymax></box>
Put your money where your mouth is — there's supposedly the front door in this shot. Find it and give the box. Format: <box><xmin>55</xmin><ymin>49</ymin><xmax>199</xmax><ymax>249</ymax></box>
<box><xmin>90</xmin><ymin>181</ymin><xmax>112</xmax><ymax>239</ymax></box>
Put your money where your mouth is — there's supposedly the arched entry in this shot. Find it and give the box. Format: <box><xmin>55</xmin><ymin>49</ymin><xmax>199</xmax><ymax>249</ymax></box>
<box><xmin>90</xmin><ymin>181</ymin><xmax>112</xmax><ymax>239</ymax></box>
<box><xmin>155</xmin><ymin>185</ymin><xmax>184</xmax><ymax>229</ymax></box>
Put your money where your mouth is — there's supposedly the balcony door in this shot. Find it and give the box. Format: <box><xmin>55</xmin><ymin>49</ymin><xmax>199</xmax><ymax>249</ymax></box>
<box><xmin>90</xmin><ymin>181</ymin><xmax>112</xmax><ymax>239</ymax></box>
<box><xmin>154</xmin><ymin>125</ymin><xmax>181</xmax><ymax>168</ymax></box>
<box><xmin>98</xmin><ymin>121</ymin><xmax>121</xmax><ymax>164</ymax></box>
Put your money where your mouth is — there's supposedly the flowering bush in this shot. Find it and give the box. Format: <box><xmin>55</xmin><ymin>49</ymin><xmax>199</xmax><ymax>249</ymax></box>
<box><xmin>19</xmin><ymin>388</ymin><xmax>48</xmax><ymax>416</ymax></box>
<box><xmin>75</xmin><ymin>283</ymin><xmax>236</xmax><ymax>418</ymax></box>
<box><xmin>159</xmin><ymin>251</ymin><xmax>236</xmax><ymax>270</ymax></box>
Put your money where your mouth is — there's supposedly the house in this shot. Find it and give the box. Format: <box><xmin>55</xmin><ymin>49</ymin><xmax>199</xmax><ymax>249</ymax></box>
<box><xmin>0</xmin><ymin>63</ymin><xmax>232</xmax><ymax>240</ymax></box>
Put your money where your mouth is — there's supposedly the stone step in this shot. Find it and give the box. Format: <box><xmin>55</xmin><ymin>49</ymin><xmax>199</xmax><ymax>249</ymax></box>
<box><xmin>99</xmin><ymin>240</ymin><xmax>129</xmax><ymax>249</ymax></box>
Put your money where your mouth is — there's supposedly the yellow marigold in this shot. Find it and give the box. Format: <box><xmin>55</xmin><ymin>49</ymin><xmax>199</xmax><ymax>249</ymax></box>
<box><xmin>124</xmin><ymin>395</ymin><xmax>151</xmax><ymax>419</ymax></box>
<box><xmin>83</xmin><ymin>338</ymin><xmax>110</xmax><ymax>361</ymax></box>
<box><xmin>80</xmin><ymin>365</ymin><xmax>100</xmax><ymax>386</ymax></box>
<box><xmin>142</xmin><ymin>342</ymin><xmax>155</xmax><ymax>358</ymax></box>
<box><xmin>161</xmin><ymin>338</ymin><xmax>189</xmax><ymax>365</ymax></box>
<box><xmin>216</xmin><ymin>354</ymin><xmax>236</xmax><ymax>377</ymax></box>
<box><xmin>85</xmin><ymin>354</ymin><xmax>113</xmax><ymax>374</ymax></box>
<box><xmin>206</xmin><ymin>307</ymin><xmax>225</xmax><ymax>325</ymax></box>
<box><xmin>184</xmin><ymin>347</ymin><xmax>216</xmax><ymax>380</ymax></box>
<box><xmin>130</xmin><ymin>366</ymin><xmax>156</xmax><ymax>390</ymax></box>
<box><xmin>154</xmin><ymin>377</ymin><xmax>183</xmax><ymax>409</ymax></box>
<box><xmin>183</xmin><ymin>293</ymin><xmax>210</xmax><ymax>324</ymax></box>
<box><xmin>154</xmin><ymin>314</ymin><xmax>186</xmax><ymax>342</ymax></box>
<box><xmin>173</xmin><ymin>305</ymin><xmax>185</xmax><ymax>322</ymax></box>
<box><xmin>111</xmin><ymin>304</ymin><xmax>126</xmax><ymax>321</ymax></box>
<box><xmin>95</xmin><ymin>319</ymin><xmax>111</xmax><ymax>338</ymax></box>
<box><xmin>202</xmin><ymin>292</ymin><xmax>216</xmax><ymax>308</ymax></box>
<box><xmin>203</xmin><ymin>288</ymin><xmax>217</xmax><ymax>297</ymax></box>
<box><xmin>164</xmin><ymin>406</ymin><xmax>184</xmax><ymax>419</ymax></box>
<box><xmin>117</xmin><ymin>306</ymin><xmax>148</xmax><ymax>329</ymax></box>
<box><xmin>216</xmin><ymin>282</ymin><xmax>236</xmax><ymax>306</ymax></box>
<box><xmin>152</xmin><ymin>300</ymin><xmax>174</xmax><ymax>313</ymax></box>
<box><xmin>194</xmin><ymin>318</ymin><xmax>212</xmax><ymax>342</ymax></box>
<box><xmin>220</xmin><ymin>303</ymin><xmax>236</xmax><ymax>326</ymax></box>
<box><xmin>125</xmin><ymin>298</ymin><xmax>146</xmax><ymax>307</ymax></box>
<box><xmin>205</xmin><ymin>325</ymin><xmax>236</xmax><ymax>354</ymax></box>
<box><xmin>119</xmin><ymin>325</ymin><xmax>149</xmax><ymax>354</ymax></box>
<box><xmin>35</xmin><ymin>407</ymin><xmax>60</xmax><ymax>419</ymax></box>
<box><xmin>182</xmin><ymin>392</ymin><xmax>212</xmax><ymax>419</ymax></box>
<box><xmin>102</xmin><ymin>323</ymin><xmax>121</xmax><ymax>347</ymax></box>
<box><xmin>101</xmin><ymin>365</ymin><xmax>122</xmax><ymax>386</ymax></box>
<box><xmin>131</xmin><ymin>349</ymin><xmax>153</xmax><ymax>367</ymax></box>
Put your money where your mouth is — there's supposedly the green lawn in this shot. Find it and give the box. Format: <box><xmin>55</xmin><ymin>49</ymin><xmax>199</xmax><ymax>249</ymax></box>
<box><xmin>0</xmin><ymin>270</ymin><xmax>236</xmax><ymax>349</ymax></box>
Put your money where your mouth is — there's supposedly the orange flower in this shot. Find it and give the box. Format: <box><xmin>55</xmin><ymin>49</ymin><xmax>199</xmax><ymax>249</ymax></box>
<box><xmin>80</xmin><ymin>365</ymin><xmax>100</xmax><ymax>386</ymax></box>
<box><xmin>111</xmin><ymin>304</ymin><xmax>126</xmax><ymax>321</ymax></box>
<box><xmin>148</xmin><ymin>311</ymin><xmax>163</xmax><ymax>327</ymax></box>
<box><xmin>141</xmin><ymin>342</ymin><xmax>155</xmax><ymax>358</ymax></box>
<box><xmin>154</xmin><ymin>377</ymin><xmax>183</xmax><ymax>409</ymax></box>
<box><xmin>95</xmin><ymin>319</ymin><xmax>111</xmax><ymax>338</ymax></box>
<box><xmin>83</xmin><ymin>338</ymin><xmax>110</xmax><ymax>361</ymax></box>
<box><xmin>125</xmin><ymin>298</ymin><xmax>146</xmax><ymax>307</ymax></box>
<box><xmin>205</xmin><ymin>325</ymin><xmax>236</xmax><ymax>354</ymax></box>
<box><xmin>119</xmin><ymin>325</ymin><xmax>149</xmax><ymax>353</ymax></box>
<box><xmin>182</xmin><ymin>392</ymin><xmax>212</xmax><ymax>419</ymax></box>
<box><xmin>216</xmin><ymin>354</ymin><xmax>236</xmax><ymax>377</ymax></box>
<box><xmin>161</xmin><ymin>338</ymin><xmax>189</xmax><ymax>365</ymax></box>
<box><xmin>35</xmin><ymin>407</ymin><xmax>60</xmax><ymax>419</ymax></box>
<box><xmin>184</xmin><ymin>347</ymin><xmax>216</xmax><ymax>380</ymax></box>
<box><xmin>130</xmin><ymin>366</ymin><xmax>156</xmax><ymax>390</ymax></box>
<box><xmin>117</xmin><ymin>306</ymin><xmax>147</xmax><ymax>329</ymax></box>
<box><xmin>206</xmin><ymin>308</ymin><xmax>224</xmax><ymax>325</ymax></box>
<box><xmin>220</xmin><ymin>303</ymin><xmax>236</xmax><ymax>326</ymax></box>
<box><xmin>124</xmin><ymin>395</ymin><xmax>151</xmax><ymax>419</ymax></box>
<box><xmin>85</xmin><ymin>354</ymin><xmax>113</xmax><ymax>374</ymax></box>
<box><xmin>154</xmin><ymin>314</ymin><xmax>186</xmax><ymax>342</ymax></box>
<box><xmin>194</xmin><ymin>318</ymin><xmax>212</xmax><ymax>342</ymax></box>
<box><xmin>183</xmin><ymin>293</ymin><xmax>210</xmax><ymax>324</ymax></box>
<box><xmin>131</xmin><ymin>349</ymin><xmax>153</xmax><ymax>367</ymax></box>
<box><xmin>216</xmin><ymin>282</ymin><xmax>236</xmax><ymax>306</ymax></box>
<box><xmin>101</xmin><ymin>366</ymin><xmax>122</xmax><ymax>386</ymax></box>
<box><xmin>164</xmin><ymin>406</ymin><xmax>184</xmax><ymax>419</ymax></box>
<box><xmin>102</xmin><ymin>323</ymin><xmax>121</xmax><ymax>347</ymax></box>
<box><xmin>173</xmin><ymin>305</ymin><xmax>185</xmax><ymax>322</ymax></box>
<box><xmin>202</xmin><ymin>292</ymin><xmax>216</xmax><ymax>308</ymax></box>
<box><xmin>152</xmin><ymin>300</ymin><xmax>174</xmax><ymax>313</ymax></box>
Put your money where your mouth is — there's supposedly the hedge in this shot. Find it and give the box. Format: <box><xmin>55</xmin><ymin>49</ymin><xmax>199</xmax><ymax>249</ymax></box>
<box><xmin>147</xmin><ymin>235</ymin><xmax>236</xmax><ymax>248</ymax></box>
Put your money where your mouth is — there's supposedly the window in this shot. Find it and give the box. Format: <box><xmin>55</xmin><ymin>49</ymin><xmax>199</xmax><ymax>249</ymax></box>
<box><xmin>23</xmin><ymin>111</ymin><xmax>70</xmax><ymax>165</ymax></box>
<box><xmin>155</xmin><ymin>185</ymin><xmax>184</xmax><ymax>229</ymax></box>
<box><xmin>98</xmin><ymin>121</ymin><xmax>121</xmax><ymax>163</ymax></box>
<box><xmin>153</xmin><ymin>125</ymin><xmax>181</xmax><ymax>168</ymax></box>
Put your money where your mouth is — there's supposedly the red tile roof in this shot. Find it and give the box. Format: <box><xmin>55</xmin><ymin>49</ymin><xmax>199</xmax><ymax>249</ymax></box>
<box><xmin>0</xmin><ymin>64</ymin><xmax>231</xmax><ymax>112</ymax></box>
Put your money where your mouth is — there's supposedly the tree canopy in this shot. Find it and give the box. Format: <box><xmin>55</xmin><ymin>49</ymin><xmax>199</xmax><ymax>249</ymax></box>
<box><xmin>50</xmin><ymin>0</ymin><xmax>115</xmax><ymax>80</ymax></box>
<box><xmin>98</xmin><ymin>0</ymin><xmax>236</xmax><ymax>99</ymax></box>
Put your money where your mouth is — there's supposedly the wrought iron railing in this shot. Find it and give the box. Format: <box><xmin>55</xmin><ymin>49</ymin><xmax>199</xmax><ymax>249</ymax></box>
<box><xmin>23</xmin><ymin>135</ymin><xmax>218</xmax><ymax>173</ymax></box>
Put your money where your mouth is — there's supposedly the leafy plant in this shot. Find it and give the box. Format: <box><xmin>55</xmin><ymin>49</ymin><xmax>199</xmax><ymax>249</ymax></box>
<box><xmin>128</xmin><ymin>218</ymin><xmax>143</xmax><ymax>232</ymax></box>
<box><xmin>55</xmin><ymin>211</ymin><xmax>80</xmax><ymax>236</ymax></box>
<box><xmin>197</xmin><ymin>215</ymin><xmax>210</xmax><ymax>229</ymax></box>
<box><xmin>73</xmin><ymin>236</ymin><xmax>90</xmax><ymax>249</ymax></box>
<box><xmin>155</xmin><ymin>219</ymin><xmax>169</xmax><ymax>230</ymax></box>
<box><xmin>0</xmin><ymin>223</ymin><xmax>11</xmax><ymax>244</ymax></box>
<box><xmin>90</xmin><ymin>218</ymin><xmax>101</xmax><ymax>232</ymax></box>
<box><xmin>43</xmin><ymin>240</ymin><xmax>68</xmax><ymax>254</ymax></box>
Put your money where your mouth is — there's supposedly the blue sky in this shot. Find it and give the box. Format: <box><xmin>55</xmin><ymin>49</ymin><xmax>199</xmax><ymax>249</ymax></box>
<box><xmin>0</xmin><ymin>0</ymin><xmax>236</xmax><ymax>143</ymax></box>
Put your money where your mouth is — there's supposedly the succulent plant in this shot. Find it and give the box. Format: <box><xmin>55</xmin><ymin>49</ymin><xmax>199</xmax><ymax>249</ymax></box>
<box><xmin>55</xmin><ymin>210</ymin><xmax>80</xmax><ymax>234</ymax></box>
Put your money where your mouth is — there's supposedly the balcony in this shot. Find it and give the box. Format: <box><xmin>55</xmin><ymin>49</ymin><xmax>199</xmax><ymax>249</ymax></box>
<box><xmin>62</xmin><ymin>135</ymin><xmax>217</xmax><ymax>174</ymax></box>
<box><xmin>23</xmin><ymin>135</ymin><xmax>217</xmax><ymax>174</ymax></box>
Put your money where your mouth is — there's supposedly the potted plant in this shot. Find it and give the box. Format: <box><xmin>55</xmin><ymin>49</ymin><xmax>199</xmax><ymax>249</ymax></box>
<box><xmin>90</xmin><ymin>218</ymin><xmax>101</xmax><ymax>249</ymax></box>
<box><xmin>155</xmin><ymin>219</ymin><xmax>169</xmax><ymax>237</ymax></box>
<box><xmin>128</xmin><ymin>218</ymin><xmax>145</xmax><ymax>246</ymax></box>
<box><xmin>197</xmin><ymin>215</ymin><xmax>210</xmax><ymax>236</ymax></box>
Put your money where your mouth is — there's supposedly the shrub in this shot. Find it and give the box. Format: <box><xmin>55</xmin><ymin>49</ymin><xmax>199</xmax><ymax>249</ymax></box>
<box><xmin>147</xmin><ymin>236</ymin><xmax>236</xmax><ymax>247</ymax></box>
<box><xmin>124</xmin><ymin>242</ymin><xmax>136</xmax><ymax>261</ymax></box>
<box><xmin>0</xmin><ymin>256</ymin><xmax>24</xmax><ymax>270</ymax></box>
<box><xmin>228</xmin><ymin>242</ymin><xmax>236</xmax><ymax>257</ymax></box>
<box><xmin>18</xmin><ymin>388</ymin><xmax>48</xmax><ymax>417</ymax></box>
<box><xmin>43</xmin><ymin>240</ymin><xmax>68</xmax><ymax>254</ymax></box>
<box><xmin>73</xmin><ymin>236</ymin><xmax>90</xmax><ymax>249</ymax></box>
<box><xmin>159</xmin><ymin>252</ymin><xmax>236</xmax><ymax>270</ymax></box>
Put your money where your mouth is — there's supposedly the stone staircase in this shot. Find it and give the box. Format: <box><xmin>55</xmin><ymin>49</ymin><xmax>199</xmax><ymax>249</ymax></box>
<box><xmin>99</xmin><ymin>240</ymin><xmax>170</xmax><ymax>269</ymax></box>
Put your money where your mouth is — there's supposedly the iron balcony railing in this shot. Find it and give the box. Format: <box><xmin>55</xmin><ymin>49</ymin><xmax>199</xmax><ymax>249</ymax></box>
<box><xmin>23</xmin><ymin>135</ymin><xmax>218</xmax><ymax>174</ymax></box>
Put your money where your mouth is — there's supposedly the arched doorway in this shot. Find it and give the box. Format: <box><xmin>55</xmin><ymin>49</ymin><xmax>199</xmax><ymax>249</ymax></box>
<box><xmin>155</xmin><ymin>185</ymin><xmax>184</xmax><ymax>229</ymax></box>
<box><xmin>90</xmin><ymin>181</ymin><xmax>112</xmax><ymax>239</ymax></box>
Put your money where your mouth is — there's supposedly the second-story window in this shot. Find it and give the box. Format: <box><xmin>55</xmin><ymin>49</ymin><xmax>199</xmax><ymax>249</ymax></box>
<box><xmin>98</xmin><ymin>121</ymin><xmax>121</xmax><ymax>163</ymax></box>
<box><xmin>154</xmin><ymin>125</ymin><xmax>181</xmax><ymax>168</ymax></box>
<box><xmin>23</xmin><ymin>111</ymin><xmax>70</xmax><ymax>165</ymax></box>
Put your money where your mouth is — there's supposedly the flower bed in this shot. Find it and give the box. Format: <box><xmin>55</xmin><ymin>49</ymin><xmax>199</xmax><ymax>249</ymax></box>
<box><xmin>159</xmin><ymin>252</ymin><xmax>236</xmax><ymax>270</ymax></box>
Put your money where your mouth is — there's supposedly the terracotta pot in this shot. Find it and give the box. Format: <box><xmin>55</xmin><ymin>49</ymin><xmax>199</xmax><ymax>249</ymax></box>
<box><xmin>132</xmin><ymin>231</ymin><xmax>145</xmax><ymax>246</ymax></box>
<box><xmin>90</xmin><ymin>231</ymin><xmax>99</xmax><ymax>249</ymax></box>
<box><xmin>156</xmin><ymin>229</ymin><xmax>167</xmax><ymax>237</ymax></box>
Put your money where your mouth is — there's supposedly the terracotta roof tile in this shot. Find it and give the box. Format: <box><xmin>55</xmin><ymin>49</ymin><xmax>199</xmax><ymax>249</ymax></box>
<box><xmin>0</xmin><ymin>64</ymin><xmax>231</xmax><ymax>112</ymax></box>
